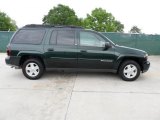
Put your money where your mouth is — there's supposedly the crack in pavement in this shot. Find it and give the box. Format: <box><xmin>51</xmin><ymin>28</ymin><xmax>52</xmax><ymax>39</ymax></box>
<box><xmin>64</xmin><ymin>72</ymin><xmax>77</xmax><ymax>120</ymax></box>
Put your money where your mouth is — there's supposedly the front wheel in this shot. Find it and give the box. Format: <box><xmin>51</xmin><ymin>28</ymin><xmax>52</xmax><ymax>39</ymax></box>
<box><xmin>119</xmin><ymin>60</ymin><xmax>141</xmax><ymax>81</ymax></box>
<box><xmin>22</xmin><ymin>59</ymin><xmax>44</xmax><ymax>80</ymax></box>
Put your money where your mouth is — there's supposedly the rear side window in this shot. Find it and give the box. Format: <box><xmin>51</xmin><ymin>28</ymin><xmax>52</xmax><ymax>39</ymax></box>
<box><xmin>56</xmin><ymin>30</ymin><xmax>75</xmax><ymax>45</ymax></box>
<box><xmin>12</xmin><ymin>29</ymin><xmax>45</xmax><ymax>44</ymax></box>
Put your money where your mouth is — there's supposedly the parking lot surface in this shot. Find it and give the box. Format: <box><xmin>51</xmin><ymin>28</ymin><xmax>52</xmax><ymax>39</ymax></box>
<box><xmin>0</xmin><ymin>53</ymin><xmax>160</xmax><ymax>120</ymax></box>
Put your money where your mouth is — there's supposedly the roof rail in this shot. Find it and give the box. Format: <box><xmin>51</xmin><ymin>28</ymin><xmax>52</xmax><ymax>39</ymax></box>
<box><xmin>54</xmin><ymin>25</ymin><xmax>83</xmax><ymax>29</ymax></box>
<box><xmin>23</xmin><ymin>24</ymin><xmax>84</xmax><ymax>29</ymax></box>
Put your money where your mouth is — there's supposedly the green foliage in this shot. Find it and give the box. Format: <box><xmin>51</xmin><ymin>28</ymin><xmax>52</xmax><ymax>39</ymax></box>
<box><xmin>83</xmin><ymin>8</ymin><xmax>124</xmax><ymax>32</ymax></box>
<box><xmin>0</xmin><ymin>11</ymin><xmax>17</xmax><ymax>31</ymax></box>
<box><xmin>129</xmin><ymin>26</ymin><xmax>141</xmax><ymax>33</ymax></box>
<box><xmin>43</xmin><ymin>4</ymin><xmax>81</xmax><ymax>26</ymax></box>
<box><xmin>43</xmin><ymin>5</ymin><xmax>124</xmax><ymax>32</ymax></box>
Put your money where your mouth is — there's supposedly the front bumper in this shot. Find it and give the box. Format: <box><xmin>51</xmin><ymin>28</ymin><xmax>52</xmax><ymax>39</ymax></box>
<box><xmin>5</xmin><ymin>56</ymin><xmax>20</xmax><ymax>67</ymax></box>
<box><xmin>142</xmin><ymin>61</ymin><xmax>150</xmax><ymax>73</ymax></box>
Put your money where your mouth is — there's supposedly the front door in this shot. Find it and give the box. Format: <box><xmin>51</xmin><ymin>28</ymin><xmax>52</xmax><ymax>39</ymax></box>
<box><xmin>77</xmin><ymin>31</ymin><xmax>116</xmax><ymax>69</ymax></box>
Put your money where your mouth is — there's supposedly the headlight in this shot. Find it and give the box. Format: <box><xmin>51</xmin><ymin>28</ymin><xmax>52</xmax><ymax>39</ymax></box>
<box><xmin>144</xmin><ymin>53</ymin><xmax>148</xmax><ymax>59</ymax></box>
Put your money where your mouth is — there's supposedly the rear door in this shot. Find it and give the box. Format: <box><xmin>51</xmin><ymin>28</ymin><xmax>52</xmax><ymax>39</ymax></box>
<box><xmin>77</xmin><ymin>31</ymin><xmax>116</xmax><ymax>69</ymax></box>
<box><xmin>44</xmin><ymin>29</ymin><xmax>78</xmax><ymax>68</ymax></box>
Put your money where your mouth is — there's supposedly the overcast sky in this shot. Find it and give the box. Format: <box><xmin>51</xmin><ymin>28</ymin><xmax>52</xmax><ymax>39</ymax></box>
<box><xmin>0</xmin><ymin>0</ymin><xmax>159</xmax><ymax>34</ymax></box>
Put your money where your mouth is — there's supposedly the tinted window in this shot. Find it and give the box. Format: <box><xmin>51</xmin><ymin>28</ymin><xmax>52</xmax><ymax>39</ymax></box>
<box><xmin>50</xmin><ymin>31</ymin><xmax>57</xmax><ymax>44</ymax></box>
<box><xmin>12</xmin><ymin>29</ymin><xmax>45</xmax><ymax>44</ymax></box>
<box><xmin>57</xmin><ymin>31</ymin><xmax>75</xmax><ymax>45</ymax></box>
<box><xmin>80</xmin><ymin>31</ymin><xmax>105</xmax><ymax>47</ymax></box>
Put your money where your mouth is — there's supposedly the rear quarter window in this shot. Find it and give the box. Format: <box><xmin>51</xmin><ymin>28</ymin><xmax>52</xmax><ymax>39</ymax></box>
<box><xmin>11</xmin><ymin>29</ymin><xmax>45</xmax><ymax>44</ymax></box>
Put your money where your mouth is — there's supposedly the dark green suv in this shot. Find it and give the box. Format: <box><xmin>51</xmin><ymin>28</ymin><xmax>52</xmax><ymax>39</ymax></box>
<box><xmin>5</xmin><ymin>24</ymin><xmax>150</xmax><ymax>81</ymax></box>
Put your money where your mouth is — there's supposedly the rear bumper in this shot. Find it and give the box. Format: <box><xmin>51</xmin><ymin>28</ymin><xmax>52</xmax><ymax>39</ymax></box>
<box><xmin>5</xmin><ymin>56</ymin><xmax>20</xmax><ymax>67</ymax></box>
<box><xmin>142</xmin><ymin>61</ymin><xmax>150</xmax><ymax>73</ymax></box>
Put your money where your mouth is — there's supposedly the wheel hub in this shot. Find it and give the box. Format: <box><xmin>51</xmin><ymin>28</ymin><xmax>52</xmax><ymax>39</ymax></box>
<box><xmin>25</xmin><ymin>62</ymin><xmax>40</xmax><ymax>77</ymax></box>
<box><xmin>123</xmin><ymin>64</ymin><xmax>137</xmax><ymax>79</ymax></box>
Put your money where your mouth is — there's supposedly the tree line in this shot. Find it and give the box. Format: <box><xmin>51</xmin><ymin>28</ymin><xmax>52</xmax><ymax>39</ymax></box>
<box><xmin>0</xmin><ymin>4</ymin><xmax>141</xmax><ymax>33</ymax></box>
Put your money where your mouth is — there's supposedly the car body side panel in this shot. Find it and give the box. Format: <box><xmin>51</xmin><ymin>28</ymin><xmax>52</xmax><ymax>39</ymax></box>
<box><xmin>77</xmin><ymin>46</ymin><xmax>117</xmax><ymax>69</ymax></box>
<box><xmin>43</xmin><ymin>44</ymin><xmax>78</xmax><ymax>68</ymax></box>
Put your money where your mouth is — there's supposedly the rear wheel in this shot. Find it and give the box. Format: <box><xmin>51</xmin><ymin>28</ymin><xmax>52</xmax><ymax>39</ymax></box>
<box><xmin>119</xmin><ymin>60</ymin><xmax>140</xmax><ymax>81</ymax></box>
<box><xmin>22</xmin><ymin>59</ymin><xmax>44</xmax><ymax>80</ymax></box>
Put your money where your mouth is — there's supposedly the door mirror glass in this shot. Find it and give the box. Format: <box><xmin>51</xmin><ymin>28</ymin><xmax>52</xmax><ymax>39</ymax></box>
<box><xmin>104</xmin><ymin>42</ymin><xmax>111</xmax><ymax>50</ymax></box>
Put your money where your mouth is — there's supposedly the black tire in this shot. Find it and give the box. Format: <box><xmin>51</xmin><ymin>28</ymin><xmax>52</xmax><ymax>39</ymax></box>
<box><xmin>22</xmin><ymin>58</ymin><xmax>44</xmax><ymax>80</ymax></box>
<box><xmin>119</xmin><ymin>60</ymin><xmax>141</xmax><ymax>81</ymax></box>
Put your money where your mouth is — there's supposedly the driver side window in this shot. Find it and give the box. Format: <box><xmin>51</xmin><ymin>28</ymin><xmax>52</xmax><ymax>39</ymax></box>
<box><xmin>80</xmin><ymin>31</ymin><xmax>105</xmax><ymax>47</ymax></box>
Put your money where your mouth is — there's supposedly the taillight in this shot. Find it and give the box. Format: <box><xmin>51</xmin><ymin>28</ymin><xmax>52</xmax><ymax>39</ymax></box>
<box><xmin>6</xmin><ymin>47</ymin><xmax>11</xmax><ymax>56</ymax></box>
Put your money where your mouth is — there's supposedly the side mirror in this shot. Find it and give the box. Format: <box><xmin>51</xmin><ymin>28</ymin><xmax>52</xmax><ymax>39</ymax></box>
<box><xmin>104</xmin><ymin>42</ymin><xmax>111</xmax><ymax>50</ymax></box>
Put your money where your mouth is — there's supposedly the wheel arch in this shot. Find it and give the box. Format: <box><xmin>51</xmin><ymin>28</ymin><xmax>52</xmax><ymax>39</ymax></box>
<box><xmin>115</xmin><ymin>56</ymin><xmax>145</xmax><ymax>73</ymax></box>
<box><xmin>18</xmin><ymin>53</ymin><xmax>46</xmax><ymax>68</ymax></box>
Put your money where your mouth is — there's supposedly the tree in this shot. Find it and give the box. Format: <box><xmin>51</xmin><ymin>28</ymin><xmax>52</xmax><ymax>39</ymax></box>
<box><xmin>129</xmin><ymin>26</ymin><xmax>141</xmax><ymax>33</ymax></box>
<box><xmin>83</xmin><ymin>8</ymin><xmax>124</xmax><ymax>32</ymax></box>
<box><xmin>43</xmin><ymin>4</ymin><xmax>81</xmax><ymax>26</ymax></box>
<box><xmin>0</xmin><ymin>11</ymin><xmax>17</xmax><ymax>31</ymax></box>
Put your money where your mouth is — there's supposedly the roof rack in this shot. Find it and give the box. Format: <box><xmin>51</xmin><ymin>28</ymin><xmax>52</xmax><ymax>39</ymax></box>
<box><xmin>23</xmin><ymin>24</ymin><xmax>84</xmax><ymax>29</ymax></box>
